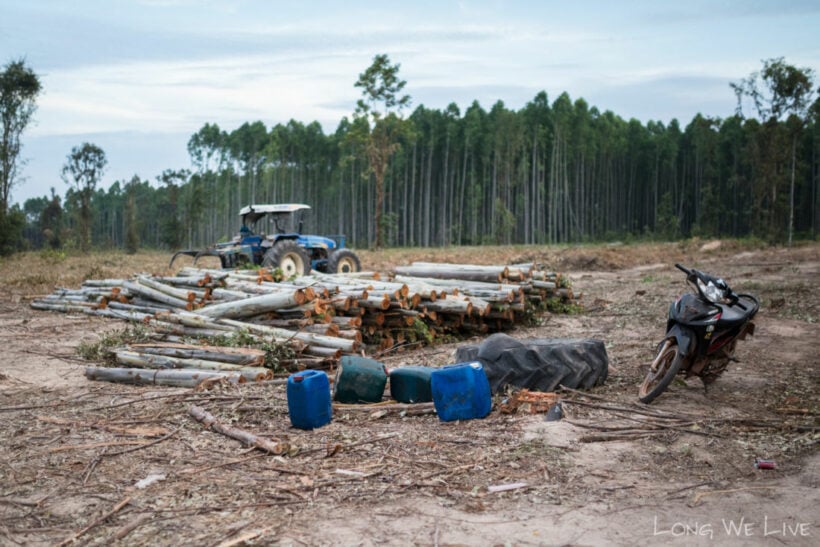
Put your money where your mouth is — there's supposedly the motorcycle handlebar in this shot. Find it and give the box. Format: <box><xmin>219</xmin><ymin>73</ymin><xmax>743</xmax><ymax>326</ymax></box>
<box><xmin>676</xmin><ymin>264</ymin><xmax>746</xmax><ymax>308</ymax></box>
<box><xmin>728</xmin><ymin>291</ymin><xmax>748</xmax><ymax>310</ymax></box>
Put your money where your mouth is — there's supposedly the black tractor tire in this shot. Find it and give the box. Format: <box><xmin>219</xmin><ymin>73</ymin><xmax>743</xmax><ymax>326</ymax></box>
<box><xmin>262</xmin><ymin>240</ymin><xmax>311</xmax><ymax>277</ymax></box>
<box><xmin>326</xmin><ymin>249</ymin><xmax>361</xmax><ymax>274</ymax></box>
<box><xmin>638</xmin><ymin>340</ymin><xmax>684</xmax><ymax>404</ymax></box>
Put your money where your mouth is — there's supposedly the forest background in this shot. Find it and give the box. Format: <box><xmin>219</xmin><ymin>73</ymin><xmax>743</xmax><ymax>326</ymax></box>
<box><xmin>2</xmin><ymin>56</ymin><xmax>818</xmax><ymax>256</ymax></box>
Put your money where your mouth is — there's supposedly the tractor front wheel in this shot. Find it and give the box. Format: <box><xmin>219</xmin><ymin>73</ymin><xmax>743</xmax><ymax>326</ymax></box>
<box><xmin>326</xmin><ymin>249</ymin><xmax>361</xmax><ymax>274</ymax></box>
<box><xmin>262</xmin><ymin>240</ymin><xmax>311</xmax><ymax>277</ymax></box>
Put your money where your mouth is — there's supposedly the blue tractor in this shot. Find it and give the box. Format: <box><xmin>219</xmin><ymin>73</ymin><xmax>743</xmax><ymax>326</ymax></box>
<box><xmin>169</xmin><ymin>204</ymin><xmax>361</xmax><ymax>276</ymax></box>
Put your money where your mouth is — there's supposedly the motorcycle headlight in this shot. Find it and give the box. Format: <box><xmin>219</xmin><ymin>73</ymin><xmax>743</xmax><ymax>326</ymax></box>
<box><xmin>697</xmin><ymin>279</ymin><xmax>724</xmax><ymax>303</ymax></box>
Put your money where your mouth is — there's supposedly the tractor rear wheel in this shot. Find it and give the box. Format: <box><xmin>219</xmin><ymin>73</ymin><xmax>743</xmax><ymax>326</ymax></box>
<box><xmin>326</xmin><ymin>249</ymin><xmax>361</xmax><ymax>274</ymax></box>
<box><xmin>262</xmin><ymin>240</ymin><xmax>311</xmax><ymax>277</ymax></box>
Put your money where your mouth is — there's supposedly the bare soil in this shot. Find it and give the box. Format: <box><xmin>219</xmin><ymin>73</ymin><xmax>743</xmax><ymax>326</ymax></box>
<box><xmin>0</xmin><ymin>241</ymin><xmax>818</xmax><ymax>546</ymax></box>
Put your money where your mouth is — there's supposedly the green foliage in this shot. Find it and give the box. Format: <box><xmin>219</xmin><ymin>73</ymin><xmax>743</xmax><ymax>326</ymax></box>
<box><xmin>544</xmin><ymin>297</ymin><xmax>583</xmax><ymax>314</ymax></box>
<box><xmin>354</xmin><ymin>54</ymin><xmax>411</xmax><ymax>119</ymax></box>
<box><xmin>354</xmin><ymin>53</ymin><xmax>412</xmax><ymax>249</ymax></box>
<box><xmin>732</xmin><ymin>58</ymin><xmax>817</xmax><ymax>244</ymax></box>
<box><xmin>62</xmin><ymin>142</ymin><xmax>107</xmax><ymax>252</ymax></box>
<box><xmin>39</xmin><ymin>190</ymin><xmax>63</xmax><ymax>249</ymax></box>
<box><xmin>208</xmin><ymin>330</ymin><xmax>296</xmax><ymax>372</ymax></box>
<box><xmin>13</xmin><ymin>58</ymin><xmax>820</xmax><ymax>251</ymax></box>
<box><xmin>410</xmin><ymin>318</ymin><xmax>434</xmax><ymax>345</ymax></box>
<box><xmin>380</xmin><ymin>211</ymin><xmax>399</xmax><ymax>247</ymax></box>
<box><xmin>655</xmin><ymin>191</ymin><xmax>679</xmax><ymax>240</ymax></box>
<box><xmin>76</xmin><ymin>324</ymin><xmax>154</xmax><ymax>364</ymax></box>
<box><xmin>493</xmin><ymin>198</ymin><xmax>516</xmax><ymax>244</ymax></box>
<box><xmin>124</xmin><ymin>190</ymin><xmax>139</xmax><ymax>254</ymax></box>
<box><xmin>1</xmin><ymin>58</ymin><xmax>41</xmax><ymax>215</ymax></box>
<box><xmin>0</xmin><ymin>206</ymin><xmax>25</xmax><ymax>256</ymax></box>
<box><xmin>39</xmin><ymin>247</ymin><xmax>66</xmax><ymax>263</ymax></box>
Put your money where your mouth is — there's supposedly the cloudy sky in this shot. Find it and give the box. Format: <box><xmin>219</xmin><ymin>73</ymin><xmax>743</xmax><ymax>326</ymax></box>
<box><xmin>3</xmin><ymin>0</ymin><xmax>819</xmax><ymax>205</ymax></box>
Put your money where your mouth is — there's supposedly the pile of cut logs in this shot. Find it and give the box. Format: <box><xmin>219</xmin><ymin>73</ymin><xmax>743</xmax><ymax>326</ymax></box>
<box><xmin>31</xmin><ymin>262</ymin><xmax>576</xmax><ymax>383</ymax></box>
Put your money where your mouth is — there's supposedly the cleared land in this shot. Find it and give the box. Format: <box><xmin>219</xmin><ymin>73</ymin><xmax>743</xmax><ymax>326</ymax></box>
<box><xmin>0</xmin><ymin>241</ymin><xmax>818</xmax><ymax>545</ymax></box>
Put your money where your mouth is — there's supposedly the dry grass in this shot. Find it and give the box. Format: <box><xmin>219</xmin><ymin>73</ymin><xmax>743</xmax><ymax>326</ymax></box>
<box><xmin>1</xmin><ymin>239</ymin><xmax>773</xmax><ymax>299</ymax></box>
<box><xmin>0</xmin><ymin>250</ymin><xmax>175</xmax><ymax>298</ymax></box>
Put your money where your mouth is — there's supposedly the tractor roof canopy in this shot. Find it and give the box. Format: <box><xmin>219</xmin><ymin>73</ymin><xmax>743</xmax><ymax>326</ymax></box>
<box><xmin>239</xmin><ymin>204</ymin><xmax>311</xmax><ymax>226</ymax></box>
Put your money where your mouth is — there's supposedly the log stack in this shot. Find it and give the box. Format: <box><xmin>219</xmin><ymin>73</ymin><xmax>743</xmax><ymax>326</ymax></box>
<box><xmin>32</xmin><ymin>261</ymin><xmax>578</xmax><ymax>377</ymax></box>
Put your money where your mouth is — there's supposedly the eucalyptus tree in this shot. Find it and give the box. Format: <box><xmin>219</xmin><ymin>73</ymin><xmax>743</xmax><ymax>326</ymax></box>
<box><xmin>187</xmin><ymin>122</ymin><xmax>224</xmax><ymax>173</ymax></box>
<box><xmin>157</xmin><ymin>169</ymin><xmax>189</xmax><ymax>249</ymax></box>
<box><xmin>39</xmin><ymin>188</ymin><xmax>63</xmax><ymax>249</ymax></box>
<box><xmin>353</xmin><ymin>54</ymin><xmax>411</xmax><ymax>248</ymax></box>
<box><xmin>187</xmin><ymin>123</ymin><xmax>227</xmax><ymax>241</ymax></box>
<box><xmin>0</xmin><ymin>59</ymin><xmax>41</xmax><ymax>254</ymax></box>
<box><xmin>461</xmin><ymin>101</ymin><xmax>489</xmax><ymax>244</ymax></box>
<box><xmin>1</xmin><ymin>59</ymin><xmax>41</xmax><ymax>215</ymax></box>
<box><xmin>229</xmin><ymin>121</ymin><xmax>267</xmax><ymax>205</ymax></box>
<box><xmin>61</xmin><ymin>143</ymin><xmax>107</xmax><ymax>252</ymax></box>
<box><xmin>732</xmin><ymin>57</ymin><xmax>816</xmax><ymax>243</ymax></box>
<box><xmin>125</xmin><ymin>176</ymin><xmax>140</xmax><ymax>254</ymax></box>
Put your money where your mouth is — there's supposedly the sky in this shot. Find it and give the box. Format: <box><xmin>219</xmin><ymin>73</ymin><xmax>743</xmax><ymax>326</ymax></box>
<box><xmin>3</xmin><ymin>0</ymin><xmax>820</xmax><ymax>206</ymax></box>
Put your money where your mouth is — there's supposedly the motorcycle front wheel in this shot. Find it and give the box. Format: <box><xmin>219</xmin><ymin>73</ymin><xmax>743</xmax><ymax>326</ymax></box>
<box><xmin>639</xmin><ymin>340</ymin><xmax>684</xmax><ymax>404</ymax></box>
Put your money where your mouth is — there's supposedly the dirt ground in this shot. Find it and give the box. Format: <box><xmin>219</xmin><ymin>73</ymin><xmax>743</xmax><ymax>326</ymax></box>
<box><xmin>0</xmin><ymin>241</ymin><xmax>818</xmax><ymax>546</ymax></box>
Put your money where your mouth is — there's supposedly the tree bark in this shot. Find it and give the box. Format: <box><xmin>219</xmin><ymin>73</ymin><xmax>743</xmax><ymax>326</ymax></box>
<box><xmin>197</xmin><ymin>289</ymin><xmax>307</xmax><ymax>319</ymax></box>
<box><xmin>85</xmin><ymin>367</ymin><xmax>245</xmax><ymax>387</ymax></box>
<box><xmin>188</xmin><ymin>405</ymin><xmax>289</xmax><ymax>454</ymax></box>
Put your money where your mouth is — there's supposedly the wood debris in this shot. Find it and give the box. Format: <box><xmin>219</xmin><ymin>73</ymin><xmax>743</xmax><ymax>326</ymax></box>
<box><xmin>499</xmin><ymin>389</ymin><xmax>561</xmax><ymax>414</ymax></box>
<box><xmin>31</xmin><ymin>262</ymin><xmax>579</xmax><ymax>380</ymax></box>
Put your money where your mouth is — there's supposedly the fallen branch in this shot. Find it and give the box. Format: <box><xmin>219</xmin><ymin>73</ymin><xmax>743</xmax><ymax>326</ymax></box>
<box><xmin>217</xmin><ymin>527</ymin><xmax>271</xmax><ymax>547</ymax></box>
<box><xmin>188</xmin><ymin>405</ymin><xmax>289</xmax><ymax>455</ymax></box>
<box><xmin>110</xmin><ymin>513</ymin><xmax>152</xmax><ymax>542</ymax></box>
<box><xmin>561</xmin><ymin>397</ymin><xmax>689</xmax><ymax>420</ymax></box>
<box><xmin>58</xmin><ymin>495</ymin><xmax>131</xmax><ymax>546</ymax></box>
<box><xmin>579</xmin><ymin>432</ymin><xmax>660</xmax><ymax>443</ymax></box>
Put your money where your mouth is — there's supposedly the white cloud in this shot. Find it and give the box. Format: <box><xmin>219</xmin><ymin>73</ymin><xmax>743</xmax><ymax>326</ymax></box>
<box><xmin>31</xmin><ymin>53</ymin><xmax>368</xmax><ymax>137</ymax></box>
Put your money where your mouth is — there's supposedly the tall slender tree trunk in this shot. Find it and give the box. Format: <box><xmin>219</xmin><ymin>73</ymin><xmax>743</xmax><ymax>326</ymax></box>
<box><xmin>788</xmin><ymin>134</ymin><xmax>797</xmax><ymax>246</ymax></box>
<box><xmin>424</xmin><ymin>142</ymin><xmax>433</xmax><ymax>247</ymax></box>
<box><xmin>410</xmin><ymin>142</ymin><xmax>417</xmax><ymax>246</ymax></box>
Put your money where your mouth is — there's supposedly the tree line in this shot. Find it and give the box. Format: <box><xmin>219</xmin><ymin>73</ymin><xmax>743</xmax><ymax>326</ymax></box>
<box><xmin>5</xmin><ymin>57</ymin><xmax>819</xmax><ymax>256</ymax></box>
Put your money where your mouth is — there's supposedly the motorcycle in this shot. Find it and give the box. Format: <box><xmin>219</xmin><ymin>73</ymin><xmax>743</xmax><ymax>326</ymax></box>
<box><xmin>638</xmin><ymin>264</ymin><xmax>759</xmax><ymax>404</ymax></box>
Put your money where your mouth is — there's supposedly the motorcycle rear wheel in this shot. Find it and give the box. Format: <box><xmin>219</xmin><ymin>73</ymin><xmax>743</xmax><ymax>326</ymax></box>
<box><xmin>639</xmin><ymin>340</ymin><xmax>684</xmax><ymax>404</ymax></box>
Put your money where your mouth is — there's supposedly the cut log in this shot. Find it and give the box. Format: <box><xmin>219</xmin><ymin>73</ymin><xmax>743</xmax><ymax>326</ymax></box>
<box><xmin>218</xmin><ymin>318</ymin><xmax>358</xmax><ymax>353</ymax></box>
<box><xmin>137</xmin><ymin>275</ymin><xmax>205</xmax><ymax>302</ymax></box>
<box><xmin>85</xmin><ymin>367</ymin><xmax>245</xmax><ymax>387</ymax></box>
<box><xmin>395</xmin><ymin>263</ymin><xmax>509</xmax><ymax>282</ymax></box>
<box><xmin>154</xmin><ymin>311</ymin><xmax>234</xmax><ymax>331</ymax></box>
<box><xmin>126</xmin><ymin>343</ymin><xmax>266</xmax><ymax>366</ymax></box>
<box><xmin>31</xmin><ymin>301</ymin><xmax>94</xmax><ymax>313</ymax></box>
<box><xmin>198</xmin><ymin>289</ymin><xmax>307</xmax><ymax>319</ymax></box>
<box><xmin>122</xmin><ymin>281</ymin><xmax>190</xmax><ymax>309</ymax></box>
<box><xmin>113</xmin><ymin>350</ymin><xmax>271</xmax><ymax>380</ymax></box>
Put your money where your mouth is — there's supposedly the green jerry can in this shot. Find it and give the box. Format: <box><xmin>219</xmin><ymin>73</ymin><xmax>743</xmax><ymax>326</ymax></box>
<box><xmin>333</xmin><ymin>355</ymin><xmax>388</xmax><ymax>404</ymax></box>
<box><xmin>389</xmin><ymin>366</ymin><xmax>433</xmax><ymax>403</ymax></box>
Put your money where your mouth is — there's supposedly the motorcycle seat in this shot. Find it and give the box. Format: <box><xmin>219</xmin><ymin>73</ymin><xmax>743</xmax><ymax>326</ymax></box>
<box><xmin>718</xmin><ymin>295</ymin><xmax>758</xmax><ymax>327</ymax></box>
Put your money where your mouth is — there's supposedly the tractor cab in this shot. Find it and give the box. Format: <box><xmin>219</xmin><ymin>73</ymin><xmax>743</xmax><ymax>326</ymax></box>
<box><xmin>170</xmin><ymin>203</ymin><xmax>361</xmax><ymax>275</ymax></box>
<box><xmin>239</xmin><ymin>203</ymin><xmax>309</xmax><ymax>238</ymax></box>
